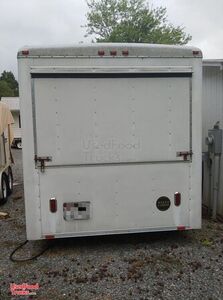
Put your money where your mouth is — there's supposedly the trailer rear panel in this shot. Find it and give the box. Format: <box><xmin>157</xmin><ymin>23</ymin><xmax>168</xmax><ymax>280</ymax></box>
<box><xmin>18</xmin><ymin>44</ymin><xmax>202</xmax><ymax>240</ymax></box>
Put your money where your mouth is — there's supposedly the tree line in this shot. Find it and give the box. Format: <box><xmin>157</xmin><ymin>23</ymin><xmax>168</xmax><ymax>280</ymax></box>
<box><xmin>0</xmin><ymin>71</ymin><xmax>19</xmax><ymax>99</ymax></box>
<box><xmin>0</xmin><ymin>0</ymin><xmax>191</xmax><ymax>99</ymax></box>
<box><xmin>85</xmin><ymin>0</ymin><xmax>191</xmax><ymax>44</ymax></box>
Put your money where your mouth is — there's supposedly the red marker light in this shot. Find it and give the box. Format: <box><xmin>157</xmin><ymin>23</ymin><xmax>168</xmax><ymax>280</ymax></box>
<box><xmin>174</xmin><ymin>192</ymin><xmax>181</xmax><ymax>206</ymax></box>
<box><xmin>22</xmin><ymin>50</ymin><xmax>29</xmax><ymax>55</ymax></box>
<box><xmin>122</xmin><ymin>50</ymin><xmax>129</xmax><ymax>56</ymax></box>
<box><xmin>98</xmin><ymin>50</ymin><xmax>105</xmax><ymax>56</ymax></box>
<box><xmin>110</xmin><ymin>50</ymin><xmax>117</xmax><ymax>56</ymax></box>
<box><xmin>177</xmin><ymin>225</ymin><xmax>186</xmax><ymax>231</ymax></box>
<box><xmin>193</xmin><ymin>50</ymin><xmax>199</xmax><ymax>56</ymax></box>
<box><xmin>49</xmin><ymin>198</ymin><xmax>57</xmax><ymax>213</ymax></box>
<box><xmin>45</xmin><ymin>235</ymin><xmax>55</xmax><ymax>239</ymax></box>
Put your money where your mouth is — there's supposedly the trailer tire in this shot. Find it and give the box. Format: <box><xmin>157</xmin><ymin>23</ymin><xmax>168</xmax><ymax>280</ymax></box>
<box><xmin>7</xmin><ymin>167</ymin><xmax>13</xmax><ymax>196</ymax></box>
<box><xmin>0</xmin><ymin>173</ymin><xmax>9</xmax><ymax>205</ymax></box>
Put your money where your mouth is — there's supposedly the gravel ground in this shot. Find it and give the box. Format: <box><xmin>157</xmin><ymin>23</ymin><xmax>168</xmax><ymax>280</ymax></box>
<box><xmin>0</xmin><ymin>149</ymin><xmax>223</xmax><ymax>299</ymax></box>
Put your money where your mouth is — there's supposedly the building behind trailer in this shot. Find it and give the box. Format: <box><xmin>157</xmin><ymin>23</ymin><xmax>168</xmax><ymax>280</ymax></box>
<box><xmin>1</xmin><ymin>97</ymin><xmax>22</xmax><ymax>149</ymax></box>
<box><xmin>202</xmin><ymin>60</ymin><xmax>223</xmax><ymax>219</ymax></box>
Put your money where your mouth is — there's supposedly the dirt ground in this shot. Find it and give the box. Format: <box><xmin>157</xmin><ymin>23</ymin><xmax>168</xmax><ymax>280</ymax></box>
<box><xmin>0</xmin><ymin>149</ymin><xmax>223</xmax><ymax>300</ymax></box>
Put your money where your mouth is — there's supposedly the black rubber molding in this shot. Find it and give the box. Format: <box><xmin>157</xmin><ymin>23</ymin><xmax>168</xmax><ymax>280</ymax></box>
<box><xmin>31</xmin><ymin>72</ymin><xmax>192</xmax><ymax>79</ymax></box>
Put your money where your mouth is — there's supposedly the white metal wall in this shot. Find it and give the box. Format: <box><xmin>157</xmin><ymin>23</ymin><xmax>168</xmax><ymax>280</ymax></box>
<box><xmin>18</xmin><ymin>51</ymin><xmax>202</xmax><ymax>239</ymax></box>
<box><xmin>202</xmin><ymin>65</ymin><xmax>223</xmax><ymax>216</ymax></box>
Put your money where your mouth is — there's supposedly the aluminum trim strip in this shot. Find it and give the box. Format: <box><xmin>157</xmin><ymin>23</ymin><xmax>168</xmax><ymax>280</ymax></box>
<box><xmin>42</xmin><ymin>226</ymin><xmax>190</xmax><ymax>239</ymax></box>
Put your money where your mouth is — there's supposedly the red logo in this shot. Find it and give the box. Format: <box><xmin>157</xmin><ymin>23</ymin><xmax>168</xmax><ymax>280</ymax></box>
<box><xmin>10</xmin><ymin>283</ymin><xmax>39</xmax><ymax>296</ymax></box>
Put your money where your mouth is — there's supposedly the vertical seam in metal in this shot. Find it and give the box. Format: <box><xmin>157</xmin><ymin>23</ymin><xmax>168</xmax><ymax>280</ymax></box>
<box><xmin>188</xmin><ymin>76</ymin><xmax>193</xmax><ymax>226</ymax></box>
<box><xmin>31</xmin><ymin>77</ymin><xmax>42</xmax><ymax>236</ymax></box>
<box><xmin>190</xmin><ymin>77</ymin><xmax>193</xmax><ymax>160</ymax></box>
<box><xmin>31</xmin><ymin>78</ymin><xmax>38</xmax><ymax>157</ymax></box>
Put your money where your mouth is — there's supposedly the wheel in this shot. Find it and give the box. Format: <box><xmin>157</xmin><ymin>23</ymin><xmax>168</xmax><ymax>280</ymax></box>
<box><xmin>0</xmin><ymin>173</ymin><xmax>9</xmax><ymax>205</ymax></box>
<box><xmin>7</xmin><ymin>167</ymin><xmax>13</xmax><ymax>196</ymax></box>
<box><xmin>16</xmin><ymin>141</ymin><xmax>22</xmax><ymax>149</ymax></box>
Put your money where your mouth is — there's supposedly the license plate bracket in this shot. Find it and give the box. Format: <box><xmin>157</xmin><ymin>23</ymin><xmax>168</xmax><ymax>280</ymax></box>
<box><xmin>63</xmin><ymin>201</ymin><xmax>90</xmax><ymax>221</ymax></box>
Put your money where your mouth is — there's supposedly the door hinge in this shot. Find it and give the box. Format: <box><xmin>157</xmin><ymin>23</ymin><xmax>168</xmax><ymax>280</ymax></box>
<box><xmin>34</xmin><ymin>155</ymin><xmax>52</xmax><ymax>172</ymax></box>
<box><xmin>176</xmin><ymin>151</ymin><xmax>193</xmax><ymax>161</ymax></box>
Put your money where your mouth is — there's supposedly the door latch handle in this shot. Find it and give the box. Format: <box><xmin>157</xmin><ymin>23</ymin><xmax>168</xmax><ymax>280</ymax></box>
<box><xmin>176</xmin><ymin>151</ymin><xmax>193</xmax><ymax>161</ymax></box>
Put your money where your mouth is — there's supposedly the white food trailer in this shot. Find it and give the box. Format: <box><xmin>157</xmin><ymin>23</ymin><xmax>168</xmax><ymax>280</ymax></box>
<box><xmin>17</xmin><ymin>44</ymin><xmax>202</xmax><ymax>240</ymax></box>
<box><xmin>0</xmin><ymin>102</ymin><xmax>14</xmax><ymax>204</ymax></box>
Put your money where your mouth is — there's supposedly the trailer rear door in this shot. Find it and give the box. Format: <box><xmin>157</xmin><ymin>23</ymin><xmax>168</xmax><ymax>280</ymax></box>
<box><xmin>31</xmin><ymin>67</ymin><xmax>192</xmax><ymax>167</ymax></box>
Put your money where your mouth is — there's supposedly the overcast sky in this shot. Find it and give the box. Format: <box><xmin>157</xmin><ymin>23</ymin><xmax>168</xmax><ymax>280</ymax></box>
<box><xmin>0</xmin><ymin>0</ymin><xmax>222</xmax><ymax>76</ymax></box>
